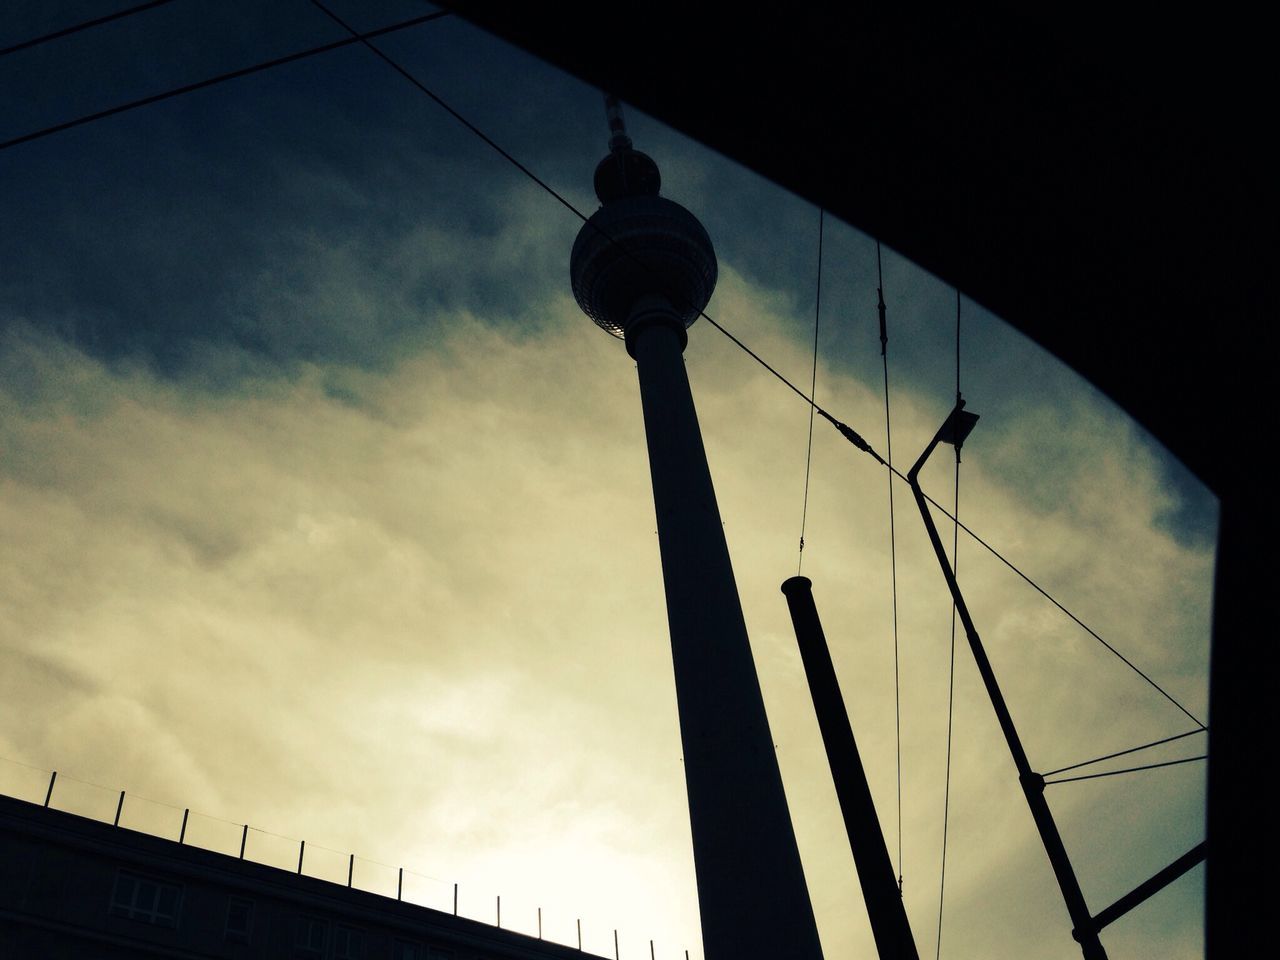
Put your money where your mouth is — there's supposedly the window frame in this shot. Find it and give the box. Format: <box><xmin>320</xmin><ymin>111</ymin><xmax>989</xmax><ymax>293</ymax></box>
<box><xmin>293</xmin><ymin>915</ymin><xmax>328</xmax><ymax>957</ymax></box>
<box><xmin>225</xmin><ymin>895</ymin><xmax>254</xmax><ymax>942</ymax></box>
<box><xmin>109</xmin><ymin>869</ymin><xmax>183</xmax><ymax>928</ymax></box>
<box><xmin>333</xmin><ymin>923</ymin><xmax>366</xmax><ymax>960</ymax></box>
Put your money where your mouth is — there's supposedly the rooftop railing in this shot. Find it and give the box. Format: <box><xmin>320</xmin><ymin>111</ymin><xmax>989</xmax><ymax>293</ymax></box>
<box><xmin>0</xmin><ymin>755</ymin><xmax>694</xmax><ymax>960</ymax></box>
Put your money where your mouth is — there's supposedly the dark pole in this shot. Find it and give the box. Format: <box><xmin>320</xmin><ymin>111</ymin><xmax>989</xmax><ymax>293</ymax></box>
<box><xmin>907</xmin><ymin>402</ymin><xmax>1106</xmax><ymax>960</ymax></box>
<box><xmin>782</xmin><ymin>575</ymin><xmax>919</xmax><ymax>960</ymax></box>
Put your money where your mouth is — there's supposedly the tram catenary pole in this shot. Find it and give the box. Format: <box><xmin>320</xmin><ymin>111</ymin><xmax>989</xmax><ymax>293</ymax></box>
<box><xmin>907</xmin><ymin>401</ymin><xmax>1108</xmax><ymax>960</ymax></box>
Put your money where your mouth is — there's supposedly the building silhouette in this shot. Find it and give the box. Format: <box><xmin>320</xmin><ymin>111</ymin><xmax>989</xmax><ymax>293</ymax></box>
<box><xmin>1</xmin><ymin>793</ymin><xmax>592</xmax><ymax>960</ymax></box>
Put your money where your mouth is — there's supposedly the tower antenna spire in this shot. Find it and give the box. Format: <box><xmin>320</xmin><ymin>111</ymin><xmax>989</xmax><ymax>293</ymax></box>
<box><xmin>603</xmin><ymin>93</ymin><xmax>633</xmax><ymax>153</ymax></box>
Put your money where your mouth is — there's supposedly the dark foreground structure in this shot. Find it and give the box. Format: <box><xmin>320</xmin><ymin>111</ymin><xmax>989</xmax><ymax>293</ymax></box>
<box><xmin>0</xmin><ymin>794</ymin><xmax>585</xmax><ymax>960</ymax></box>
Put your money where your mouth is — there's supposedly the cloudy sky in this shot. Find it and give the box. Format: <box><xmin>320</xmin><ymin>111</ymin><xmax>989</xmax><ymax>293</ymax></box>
<box><xmin>0</xmin><ymin>2</ymin><xmax>1215</xmax><ymax>958</ymax></box>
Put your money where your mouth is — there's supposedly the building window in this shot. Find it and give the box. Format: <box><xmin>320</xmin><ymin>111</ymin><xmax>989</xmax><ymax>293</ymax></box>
<box><xmin>294</xmin><ymin>916</ymin><xmax>328</xmax><ymax>957</ymax></box>
<box><xmin>334</xmin><ymin>925</ymin><xmax>365</xmax><ymax>959</ymax></box>
<box><xmin>109</xmin><ymin>870</ymin><xmax>181</xmax><ymax>927</ymax></box>
<box><xmin>394</xmin><ymin>940</ymin><xmax>422</xmax><ymax>960</ymax></box>
<box><xmin>427</xmin><ymin>950</ymin><xmax>454</xmax><ymax>960</ymax></box>
<box><xmin>225</xmin><ymin>896</ymin><xmax>253</xmax><ymax>942</ymax></box>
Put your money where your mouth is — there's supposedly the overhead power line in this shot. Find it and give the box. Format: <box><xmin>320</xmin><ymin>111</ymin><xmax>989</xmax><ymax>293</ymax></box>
<box><xmin>0</xmin><ymin>10</ymin><xmax>451</xmax><ymax>152</ymax></box>
<box><xmin>797</xmin><ymin>209</ymin><xmax>824</xmax><ymax>573</ymax></box>
<box><xmin>1042</xmin><ymin>728</ymin><xmax>1206</xmax><ymax>779</ymax></box>
<box><xmin>877</xmin><ymin>239</ymin><xmax>906</xmax><ymax>893</ymax></box>
<box><xmin>935</xmin><ymin>293</ymin><xmax>964</xmax><ymax>960</ymax></box>
<box><xmin>0</xmin><ymin>0</ymin><xmax>178</xmax><ymax>59</ymax></box>
<box><xmin>1044</xmin><ymin>754</ymin><xmax>1207</xmax><ymax>786</ymax></box>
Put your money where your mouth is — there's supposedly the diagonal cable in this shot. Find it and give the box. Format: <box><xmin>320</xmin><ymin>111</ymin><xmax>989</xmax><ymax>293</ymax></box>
<box><xmin>797</xmin><ymin>208</ymin><xmax>824</xmax><ymax>573</ymax></box>
<box><xmin>878</xmin><ymin>239</ymin><xmax>905</xmax><ymax>891</ymax></box>
<box><xmin>0</xmin><ymin>10</ymin><xmax>451</xmax><ymax>151</ymax></box>
<box><xmin>1044</xmin><ymin>754</ymin><xmax>1207</xmax><ymax>785</ymax></box>
<box><xmin>935</xmin><ymin>292</ymin><xmax>963</xmax><ymax>960</ymax></box>
<box><xmin>1042</xmin><ymin>728</ymin><xmax>1206</xmax><ymax>778</ymax></box>
<box><xmin>1</xmin><ymin>0</ymin><xmax>178</xmax><ymax>58</ymax></box>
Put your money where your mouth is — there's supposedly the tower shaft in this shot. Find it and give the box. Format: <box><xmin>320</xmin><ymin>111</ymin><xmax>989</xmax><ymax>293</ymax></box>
<box><xmin>631</xmin><ymin>303</ymin><xmax>824</xmax><ymax>960</ymax></box>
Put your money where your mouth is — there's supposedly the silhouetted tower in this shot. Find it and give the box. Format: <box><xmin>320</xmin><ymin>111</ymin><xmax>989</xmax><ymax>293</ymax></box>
<box><xmin>570</xmin><ymin>98</ymin><xmax>824</xmax><ymax>960</ymax></box>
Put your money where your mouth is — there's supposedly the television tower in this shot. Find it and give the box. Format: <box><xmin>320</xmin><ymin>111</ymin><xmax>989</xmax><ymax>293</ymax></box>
<box><xmin>570</xmin><ymin>97</ymin><xmax>824</xmax><ymax>960</ymax></box>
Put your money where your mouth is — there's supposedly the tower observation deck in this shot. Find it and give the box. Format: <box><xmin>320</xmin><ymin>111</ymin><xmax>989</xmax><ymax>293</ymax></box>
<box><xmin>570</xmin><ymin>99</ymin><xmax>824</xmax><ymax>960</ymax></box>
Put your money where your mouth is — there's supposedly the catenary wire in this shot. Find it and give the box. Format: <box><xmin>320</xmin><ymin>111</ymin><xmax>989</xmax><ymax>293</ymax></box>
<box><xmin>935</xmin><ymin>293</ymin><xmax>963</xmax><ymax>960</ymax></box>
<box><xmin>1042</xmin><ymin>728</ymin><xmax>1206</xmax><ymax>778</ymax></box>
<box><xmin>0</xmin><ymin>10</ymin><xmax>451</xmax><ymax>152</ymax></box>
<box><xmin>0</xmin><ymin>0</ymin><xmax>178</xmax><ymax>58</ymax></box>
<box><xmin>1044</xmin><ymin>754</ymin><xmax>1207</xmax><ymax>786</ymax></box>
<box><xmin>878</xmin><ymin>239</ymin><xmax>905</xmax><ymax>891</ymax></box>
<box><xmin>797</xmin><ymin>209</ymin><xmax>824</xmax><ymax>573</ymax></box>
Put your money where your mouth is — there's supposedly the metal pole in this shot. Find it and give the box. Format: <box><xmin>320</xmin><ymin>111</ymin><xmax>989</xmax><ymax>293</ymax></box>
<box><xmin>398</xmin><ymin>867</ymin><xmax>403</xmax><ymax>901</ymax></box>
<box><xmin>114</xmin><ymin>790</ymin><xmax>125</xmax><ymax>827</ymax></box>
<box><xmin>578</xmin><ymin>919</ymin><xmax>583</xmax><ymax>950</ymax></box>
<box><xmin>453</xmin><ymin>883</ymin><xmax>458</xmax><ymax>916</ymax></box>
<box><xmin>298</xmin><ymin>840</ymin><xmax>305</xmax><ymax>875</ymax></box>
<box><xmin>614</xmin><ymin>929</ymin><xmax>620</xmax><ymax>960</ymax></box>
<box><xmin>781</xmin><ymin>575</ymin><xmax>920</xmax><ymax>959</ymax></box>
<box><xmin>347</xmin><ymin>854</ymin><xmax>354</xmax><ymax>888</ymax></box>
<box><xmin>239</xmin><ymin>825</ymin><xmax>248</xmax><ymax>860</ymax></box>
<box><xmin>43</xmin><ymin>771</ymin><xmax>56</xmax><ymax>807</ymax></box>
<box><xmin>179</xmin><ymin>808</ymin><xmax>189</xmax><ymax>844</ymax></box>
<box><xmin>538</xmin><ymin>907</ymin><xmax>543</xmax><ymax>939</ymax></box>
<box><xmin>908</xmin><ymin>402</ymin><xmax>1106</xmax><ymax>960</ymax></box>
<box><xmin>497</xmin><ymin>895</ymin><xmax>501</xmax><ymax>928</ymax></box>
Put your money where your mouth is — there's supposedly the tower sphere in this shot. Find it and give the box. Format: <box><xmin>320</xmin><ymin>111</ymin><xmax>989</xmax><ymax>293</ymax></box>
<box><xmin>570</xmin><ymin>193</ymin><xmax>718</xmax><ymax>341</ymax></box>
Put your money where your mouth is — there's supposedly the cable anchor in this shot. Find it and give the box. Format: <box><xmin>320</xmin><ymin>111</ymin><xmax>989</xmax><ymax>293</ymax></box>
<box><xmin>819</xmin><ymin>410</ymin><xmax>886</xmax><ymax>464</ymax></box>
